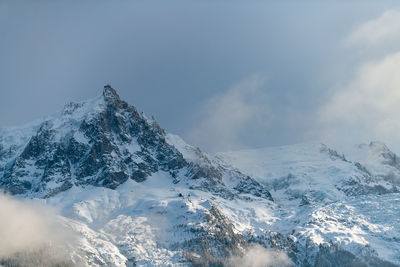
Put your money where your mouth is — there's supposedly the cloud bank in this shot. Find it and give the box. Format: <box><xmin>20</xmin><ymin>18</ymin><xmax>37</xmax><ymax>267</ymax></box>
<box><xmin>0</xmin><ymin>193</ymin><xmax>78</xmax><ymax>266</ymax></box>
<box><xmin>318</xmin><ymin>9</ymin><xmax>400</xmax><ymax>152</ymax></box>
<box><xmin>320</xmin><ymin>52</ymin><xmax>400</xmax><ymax>146</ymax></box>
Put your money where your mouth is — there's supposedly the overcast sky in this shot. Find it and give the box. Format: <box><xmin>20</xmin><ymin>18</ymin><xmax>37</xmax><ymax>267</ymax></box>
<box><xmin>2</xmin><ymin>1</ymin><xmax>400</xmax><ymax>152</ymax></box>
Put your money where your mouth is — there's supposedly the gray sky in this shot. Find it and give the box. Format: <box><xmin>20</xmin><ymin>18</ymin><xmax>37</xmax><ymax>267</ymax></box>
<box><xmin>2</xmin><ymin>1</ymin><xmax>400</xmax><ymax>152</ymax></box>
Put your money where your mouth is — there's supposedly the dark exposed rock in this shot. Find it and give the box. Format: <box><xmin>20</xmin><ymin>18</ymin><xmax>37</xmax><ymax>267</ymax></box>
<box><xmin>183</xmin><ymin>203</ymin><xmax>248</xmax><ymax>267</ymax></box>
<box><xmin>0</xmin><ymin>86</ymin><xmax>271</xmax><ymax>202</ymax></box>
<box><xmin>233</xmin><ymin>175</ymin><xmax>273</xmax><ymax>201</ymax></box>
<box><xmin>0</xmin><ymin>86</ymin><xmax>187</xmax><ymax>196</ymax></box>
<box><xmin>314</xmin><ymin>243</ymin><xmax>398</xmax><ymax>267</ymax></box>
<box><xmin>369</xmin><ymin>141</ymin><xmax>400</xmax><ymax>169</ymax></box>
<box><xmin>270</xmin><ymin>173</ymin><xmax>298</xmax><ymax>191</ymax></box>
<box><xmin>354</xmin><ymin>162</ymin><xmax>372</xmax><ymax>177</ymax></box>
<box><xmin>337</xmin><ymin>176</ymin><xmax>399</xmax><ymax>197</ymax></box>
<box><xmin>246</xmin><ymin>231</ymin><xmax>399</xmax><ymax>267</ymax></box>
<box><xmin>320</xmin><ymin>144</ymin><xmax>348</xmax><ymax>162</ymax></box>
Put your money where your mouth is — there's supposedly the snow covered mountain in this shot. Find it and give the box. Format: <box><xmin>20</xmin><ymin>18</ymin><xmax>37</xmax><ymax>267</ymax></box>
<box><xmin>0</xmin><ymin>86</ymin><xmax>399</xmax><ymax>266</ymax></box>
<box><xmin>218</xmin><ymin>142</ymin><xmax>400</xmax><ymax>266</ymax></box>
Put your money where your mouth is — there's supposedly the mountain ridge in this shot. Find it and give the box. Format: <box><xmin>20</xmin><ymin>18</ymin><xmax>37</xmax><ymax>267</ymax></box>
<box><xmin>0</xmin><ymin>86</ymin><xmax>399</xmax><ymax>266</ymax></box>
<box><xmin>0</xmin><ymin>85</ymin><xmax>272</xmax><ymax>202</ymax></box>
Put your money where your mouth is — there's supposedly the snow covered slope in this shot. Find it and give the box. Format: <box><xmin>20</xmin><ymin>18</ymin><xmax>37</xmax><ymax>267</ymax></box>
<box><xmin>0</xmin><ymin>86</ymin><xmax>399</xmax><ymax>266</ymax></box>
<box><xmin>0</xmin><ymin>86</ymin><xmax>275</xmax><ymax>266</ymax></box>
<box><xmin>218</xmin><ymin>143</ymin><xmax>400</xmax><ymax>266</ymax></box>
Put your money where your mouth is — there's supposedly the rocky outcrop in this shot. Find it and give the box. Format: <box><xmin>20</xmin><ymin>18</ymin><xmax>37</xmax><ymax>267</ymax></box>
<box><xmin>183</xmin><ymin>203</ymin><xmax>248</xmax><ymax>267</ymax></box>
<box><xmin>0</xmin><ymin>86</ymin><xmax>273</xmax><ymax>202</ymax></box>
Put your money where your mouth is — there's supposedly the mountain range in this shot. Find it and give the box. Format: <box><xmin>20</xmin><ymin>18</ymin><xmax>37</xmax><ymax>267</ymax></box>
<box><xmin>0</xmin><ymin>86</ymin><xmax>399</xmax><ymax>266</ymax></box>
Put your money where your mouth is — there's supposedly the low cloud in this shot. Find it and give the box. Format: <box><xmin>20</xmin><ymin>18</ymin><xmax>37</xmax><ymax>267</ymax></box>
<box><xmin>186</xmin><ymin>74</ymin><xmax>271</xmax><ymax>152</ymax></box>
<box><xmin>319</xmin><ymin>51</ymin><xmax>400</xmax><ymax>152</ymax></box>
<box><xmin>313</xmin><ymin>9</ymin><xmax>400</xmax><ymax>153</ymax></box>
<box><xmin>0</xmin><ymin>193</ymin><xmax>79</xmax><ymax>266</ymax></box>
<box><xmin>225</xmin><ymin>245</ymin><xmax>293</xmax><ymax>267</ymax></box>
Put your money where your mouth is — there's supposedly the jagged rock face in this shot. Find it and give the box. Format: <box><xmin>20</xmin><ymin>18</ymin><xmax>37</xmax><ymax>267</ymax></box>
<box><xmin>183</xmin><ymin>203</ymin><xmax>249</xmax><ymax>267</ymax></box>
<box><xmin>368</xmin><ymin>141</ymin><xmax>400</xmax><ymax>168</ymax></box>
<box><xmin>0</xmin><ymin>86</ymin><xmax>272</xmax><ymax>201</ymax></box>
<box><xmin>2</xmin><ymin>89</ymin><xmax>400</xmax><ymax>266</ymax></box>
<box><xmin>73</xmin><ymin>87</ymin><xmax>185</xmax><ymax>188</ymax></box>
<box><xmin>0</xmin><ymin>87</ymin><xmax>186</xmax><ymax>196</ymax></box>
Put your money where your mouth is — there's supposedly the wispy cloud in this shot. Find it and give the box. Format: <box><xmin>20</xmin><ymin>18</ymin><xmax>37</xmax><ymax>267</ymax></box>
<box><xmin>346</xmin><ymin>10</ymin><xmax>400</xmax><ymax>48</ymax></box>
<box><xmin>0</xmin><ymin>193</ymin><xmax>78</xmax><ymax>266</ymax></box>
<box><xmin>313</xmin><ymin>10</ymin><xmax>400</xmax><ymax>152</ymax></box>
<box><xmin>225</xmin><ymin>244</ymin><xmax>293</xmax><ymax>267</ymax></box>
<box><xmin>186</xmin><ymin>74</ymin><xmax>271</xmax><ymax>152</ymax></box>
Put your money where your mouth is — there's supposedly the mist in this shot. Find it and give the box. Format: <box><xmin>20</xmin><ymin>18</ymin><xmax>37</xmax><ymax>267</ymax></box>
<box><xmin>314</xmin><ymin>9</ymin><xmax>400</xmax><ymax>154</ymax></box>
<box><xmin>187</xmin><ymin>74</ymin><xmax>271</xmax><ymax>151</ymax></box>
<box><xmin>0</xmin><ymin>193</ymin><xmax>79</xmax><ymax>267</ymax></box>
<box><xmin>225</xmin><ymin>245</ymin><xmax>293</xmax><ymax>267</ymax></box>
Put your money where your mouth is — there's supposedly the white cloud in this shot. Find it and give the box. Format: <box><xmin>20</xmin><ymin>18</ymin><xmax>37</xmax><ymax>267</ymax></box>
<box><xmin>0</xmin><ymin>193</ymin><xmax>78</xmax><ymax>266</ymax></box>
<box><xmin>319</xmin><ymin>51</ymin><xmax>400</xmax><ymax>151</ymax></box>
<box><xmin>187</xmin><ymin>9</ymin><xmax>400</xmax><ymax>152</ymax></box>
<box><xmin>225</xmin><ymin>245</ymin><xmax>293</xmax><ymax>267</ymax></box>
<box><xmin>186</xmin><ymin>74</ymin><xmax>271</xmax><ymax>152</ymax></box>
<box><xmin>315</xmin><ymin>9</ymin><xmax>400</xmax><ymax>152</ymax></box>
<box><xmin>346</xmin><ymin>10</ymin><xmax>400</xmax><ymax>47</ymax></box>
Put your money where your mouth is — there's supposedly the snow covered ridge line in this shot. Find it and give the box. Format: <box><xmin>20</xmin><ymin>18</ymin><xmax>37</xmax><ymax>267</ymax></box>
<box><xmin>218</xmin><ymin>142</ymin><xmax>400</xmax><ymax>266</ymax></box>
<box><xmin>0</xmin><ymin>85</ymin><xmax>279</xmax><ymax>266</ymax></box>
<box><xmin>1</xmin><ymin>86</ymin><xmax>400</xmax><ymax>266</ymax></box>
<box><xmin>0</xmin><ymin>85</ymin><xmax>272</xmax><ymax>202</ymax></box>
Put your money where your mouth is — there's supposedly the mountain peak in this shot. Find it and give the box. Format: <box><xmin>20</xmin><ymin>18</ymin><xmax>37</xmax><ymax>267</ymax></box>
<box><xmin>102</xmin><ymin>85</ymin><xmax>121</xmax><ymax>106</ymax></box>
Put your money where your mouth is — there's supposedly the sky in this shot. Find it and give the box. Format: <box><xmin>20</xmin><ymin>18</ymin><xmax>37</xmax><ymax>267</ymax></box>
<box><xmin>2</xmin><ymin>1</ymin><xmax>400</xmax><ymax>152</ymax></box>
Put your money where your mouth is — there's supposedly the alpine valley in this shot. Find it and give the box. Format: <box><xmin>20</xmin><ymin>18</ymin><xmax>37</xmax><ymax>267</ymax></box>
<box><xmin>1</xmin><ymin>86</ymin><xmax>399</xmax><ymax>267</ymax></box>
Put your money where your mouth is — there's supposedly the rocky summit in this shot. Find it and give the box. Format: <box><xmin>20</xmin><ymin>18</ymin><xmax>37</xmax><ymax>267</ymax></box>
<box><xmin>0</xmin><ymin>86</ymin><xmax>271</xmax><ymax>201</ymax></box>
<box><xmin>0</xmin><ymin>86</ymin><xmax>400</xmax><ymax>266</ymax></box>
